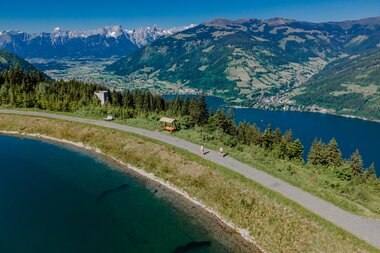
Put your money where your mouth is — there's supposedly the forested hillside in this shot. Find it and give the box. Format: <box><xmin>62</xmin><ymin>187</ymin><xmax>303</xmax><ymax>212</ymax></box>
<box><xmin>295</xmin><ymin>49</ymin><xmax>380</xmax><ymax>119</ymax></box>
<box><xmin>0</xmin><ymin>50</ymin><xmax>38</xmax><ymax>73</ymax></box>
<box><xmin>106</xmin><ymin>17</ymin><xmax>380</xmax><ymax>119</ymax></box>
<box><xmin>107</xmin><ymin>17</ymin><xmax>380</xmax><ymax>102</ymax></box>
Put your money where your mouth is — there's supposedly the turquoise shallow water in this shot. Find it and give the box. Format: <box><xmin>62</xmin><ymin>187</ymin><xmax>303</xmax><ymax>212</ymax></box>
<box><xmin>0</xmin><ymin>135</ymin><xmax>233</xmax><ymax>253</ymax></box>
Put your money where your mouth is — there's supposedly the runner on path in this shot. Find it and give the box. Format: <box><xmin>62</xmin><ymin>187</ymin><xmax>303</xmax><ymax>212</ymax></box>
<box><xmin>200</xmin><ymin>145</ymin><xmax>205</xmax><ymax>155</ymax></box>
<box><xmin>219</xmin><ymin>146</ymin><xmax>224</xmax><ymax>157</ymax></box>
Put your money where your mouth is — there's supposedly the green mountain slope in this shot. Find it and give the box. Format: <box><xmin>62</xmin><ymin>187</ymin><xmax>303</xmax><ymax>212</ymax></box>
<box><xmin>0</xmin><ymin>50</ymin><xmax>38</xmax><ymax>73</ymax></box>
<box><xmin>106</xmin><ymin>17</ymin><xmax>380</xmax><ymax>105</ymax></box>
<box><xmin>295</xmin><ymin>49</ymin><xmax>380</xmax><ymax>119</ymax></box>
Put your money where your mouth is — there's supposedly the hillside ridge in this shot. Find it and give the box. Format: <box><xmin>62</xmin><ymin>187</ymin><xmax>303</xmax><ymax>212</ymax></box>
<box><xmin>106</xmin><ymin>16</ymin><xmax>380</xmax><ymax>119</ymax></box>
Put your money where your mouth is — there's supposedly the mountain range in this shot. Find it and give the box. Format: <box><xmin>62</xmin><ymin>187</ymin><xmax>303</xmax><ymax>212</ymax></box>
<box><xmin>106</xmin><ymin>17</ymin><xmax>380</xmax><ymax>119</ymax></box>
<box><xmin>0</xmin><ymin>24</ymin><xmax>195</xmax><ymax>58</ymax></box>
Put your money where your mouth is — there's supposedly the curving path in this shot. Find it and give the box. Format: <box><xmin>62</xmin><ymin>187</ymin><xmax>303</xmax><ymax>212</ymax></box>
<box><xmin>1</xmin><ymin>109</ymin><xmax>380</xmax><ymax>249</ymax></box>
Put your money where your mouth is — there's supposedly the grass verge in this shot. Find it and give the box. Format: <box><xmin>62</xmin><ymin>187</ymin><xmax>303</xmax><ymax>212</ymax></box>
<box><xmin>174</xmin><ymin>127</ymin><xmax>380</xmax><ymax>218</ymax></box>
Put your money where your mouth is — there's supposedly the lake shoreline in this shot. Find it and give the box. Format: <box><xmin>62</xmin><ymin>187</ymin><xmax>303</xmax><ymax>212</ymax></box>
<box><xmin>229</xmin><ymin>104</ymin><xmax>380</xmax><ymax>124</ymax></box>
<box><xmin>165</xmin><ymin>93</ymin><xmax>380</xmax><ymax>124</ymax></box>
<box><xmin>0</xmin><ymin>130</ymin><xmax>264</xmax><ymax>253</ymax></box>
<box><xmin>166</xmin><ymin>95</ymin><xmax>379</xmax><ymax>171</ymax></box>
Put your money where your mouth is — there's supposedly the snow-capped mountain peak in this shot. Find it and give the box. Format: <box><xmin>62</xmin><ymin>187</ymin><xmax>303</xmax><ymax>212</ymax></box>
<box><xmin>0</xmin><ymin>24</ymin><xmax>196</xmax><ymax>58</ymax></box>
<box><xmin>104</xmin><ymin>25</ymin><xmax>124</xmax><ymax>38</ymax></box>
<box><xmin>126</xmin><ymin>24</ymin><xmax>197</xmax><ymax>47</ymax></box>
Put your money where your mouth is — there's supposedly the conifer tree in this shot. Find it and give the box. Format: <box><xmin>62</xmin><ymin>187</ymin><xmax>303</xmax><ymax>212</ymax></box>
<box><xmin>189</xmin><ymin>96</ymin><xmax>199</xmax><ymax>123</ymax></box>
<box><xmin>326</xmin><ymin>138</ymin><xmax>343</xmax><ymax>167</ymax></box>
<box><xmin>351</xmin><ymin>149</ymin><xmax>363</xmax><ymax>177</ymax></box>
<box><xmin>182</xmin><ymin>96</ymin><xmax>190</xmax><ymax>116</ymax></box>
<box><xmin>288</xmin><ymin>139</ymin><xmax>304</xmax><ymax>160</ymax></box>
<box><xmin>262</xmin><ymin>124</ymin><xmax>273</xmax><ymax>149</ymax></box>
<box><xmin>365</xmin><ymin>162</ymin><xmax>377</xmax><ymax>180</ymax></box>
<box><xmin>0</xmin><ymin>84</ymin><xmax>8</xmax><ymax>104</ymax></box>
<box><xmin>237</xmin><ymin>121</ymin><xmax>252</xmax><ymax>145</ymax></box>
<box><xmin>173</xmin><ymin>96</ymin><xmax>183</xmax><ymax>115</ymax></box>
<box><xmin>308</xmin><ymin>139</ymin><xmax>323</xmax><ymax>165</ymax></box>
<box><xmin>273</xmin><ymin>128</ymin><xmax>282</xmax><ymax>145</ymax></box>
<box><xmin>124</xmin><ymin>91</ymin><xmax>134</xmax><ymax>108</ymax></box>
<box><xmin>198</xmin><ymin>94</ymin><xmax>209</xmax><ymax>125</ymax></box>
<box><xmin>251</xmin><ymin>124</ymin><xmax>262</xmax><ymax>145</ymax></box>
<box><xmin>226</xmin><ymin>108</ymin><xmax>234</xmax><ymax>120</ymax></box>
<box><xmin>283</xmin><ymin>129</ymin><xmax>293</xmax><ymax>144</ymax></box>
<box><xmin>225</xmin><ymin>108</ymin><xmax>236</xmax><ymax>135</ymax></box>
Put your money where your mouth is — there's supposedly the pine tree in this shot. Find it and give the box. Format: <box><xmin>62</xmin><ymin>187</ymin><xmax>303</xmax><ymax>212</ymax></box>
<box><xmin>326</xmin><ymin>138</ymin><xmax>343</xmax><ymax>167</ymax></box>
<box><xmin>189</xmin><ymin>96</ymin><xmax>199</xmax><ymax>123</ymax></box>
<box><xmin>198</xmin><ymin>94</ymin><xmax>209</xmax><ymax>125</ymax></box>
<box><xmin>173</xmin><ymin>96</ymin><xmax>183</xmax><ymax>115</ymax></box>
<box><xmin>226</xmin><ymin>108</ymin><xmax>234</xmax><ymax>120</ymax></box>
<box><xmin>365</xmin><ymin>162</ymin><xmax>377</xmax><ymax>180</ymax></box>
<box><xmin>0</xmin><ymin>84</ymin><xmax>8</xmax><ymax>104</ymax></box>
<box><xmin>237</xmin><ymin>122</ymin><xmax>252</xmax><ymax>145</ymax></box>
<box><xmin>308</xmin><ymin>139</ymin><xmax>323</xmax><ymax>165</ymax></box>
<box><xmin>288</xmin><ymin>139</ymin><xmax>304</xmax><ymax>160</ymax></box>
<box><xmin>224</xmin><ymin>108</ymin><xmax>236</xmax><ymax>135</ymax></box>
<box><xmin>251</xmin><ymin>124</ymin><xmax>262</xmax><ymax>145</ymax></box>
<box><xmin>273</xmin><ymin>128</ymin><xmax>282</xmax><ymax>145</ymax></box>
<box><xmin>351</xmin><ymin>149</ymin><xmax>363</xmax><ymax>177</ymax></box>
<box><xmin>182</xmin><ymin>96</ymin><xmax>190</xmax><ymax>116</ymax></box>
<box><xmin>124</xmin><ymin>91</ymin><xmax>134</xmax><ymax>109</ymax></box>
<box><xmin>282</xmin><ymin>129</ymin><xmax>293</xmax><ymax>144</ymax></box>
<box><xmin>262</xmin><ymin>124</ymin><xmax>273</xmax><ymax>149</ymax></box>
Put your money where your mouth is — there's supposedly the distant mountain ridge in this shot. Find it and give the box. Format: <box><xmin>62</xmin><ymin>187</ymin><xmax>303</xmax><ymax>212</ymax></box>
<box><xmin>106</xmin><ymin>16</ymin><xmax>380</xmax><ymax>119</ymax></box>
<box><xmin>0</xmin><ymin>24</ymin><xmax>195</xmax><ymax>58</ymax></box>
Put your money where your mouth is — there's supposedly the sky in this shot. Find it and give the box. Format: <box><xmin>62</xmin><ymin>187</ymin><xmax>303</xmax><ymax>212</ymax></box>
<box><xmin>1</xmin><ymin>0</ymin><xmax>379</xmax><ymax>32</ymax></box>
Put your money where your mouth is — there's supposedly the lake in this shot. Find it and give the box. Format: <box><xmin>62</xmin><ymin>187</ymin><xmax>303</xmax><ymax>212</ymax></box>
<box><xmin>0</xmin><ymin>135</ymin><xmax>240</xmax><ymax>253</ymax></box>
<box><xmin>166</xmin><ymin>95</ymin><xmax>380</xmax><ymax>175</ymax></box>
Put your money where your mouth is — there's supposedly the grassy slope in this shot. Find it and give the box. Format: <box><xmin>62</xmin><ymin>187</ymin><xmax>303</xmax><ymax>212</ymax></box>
<box><xmin>0</xmin><ymin>114</ymin><xmax>377</xmax><ymax>253</ymax></box>
<box><xmin>5</xmin><ymin>106</ymin><xmax>380</xmax><ymax>219</ymax></box>
<box><xmin>174</xmin><ymin>127</ymin><xmax>380</xmax><ymax>218</ymax></box>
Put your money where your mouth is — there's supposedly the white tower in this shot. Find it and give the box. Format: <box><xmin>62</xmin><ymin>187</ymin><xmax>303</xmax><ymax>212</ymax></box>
<box><xmin>94</xmin><ymin>90</ymin><xmax>109</xmax><ymax>106</ymax></box>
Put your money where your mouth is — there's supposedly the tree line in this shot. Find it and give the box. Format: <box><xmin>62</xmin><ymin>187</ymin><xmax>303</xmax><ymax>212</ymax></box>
<box><xmin>0</xmin><ymin>67</ymin><xmax>377</xmax><ymax>181</ymax></box>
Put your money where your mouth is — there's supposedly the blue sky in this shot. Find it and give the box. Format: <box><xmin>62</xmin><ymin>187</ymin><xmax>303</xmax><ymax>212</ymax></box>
<box><xmin>1</xmin><ymin>0</ymin><xmax>379</xmax><ymax>32</ymax></box>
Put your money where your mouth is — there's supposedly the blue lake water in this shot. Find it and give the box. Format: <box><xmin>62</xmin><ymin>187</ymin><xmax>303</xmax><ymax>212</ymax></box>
<box><xmin>166</xmin><ymin>95</ymin><xmax>380</xmax><ymax>175</ymax></box>
<box><xmin>0</xmin><ymin>135</ymin><xmax>238</xmax><ymax>253</ymax></box>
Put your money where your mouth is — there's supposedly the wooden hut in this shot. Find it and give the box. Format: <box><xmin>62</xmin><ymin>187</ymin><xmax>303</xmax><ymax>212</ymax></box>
<box><xmin>159</xmin><ymin>117</ymin><xmax>176</xmax><ymax>133</ymax></box>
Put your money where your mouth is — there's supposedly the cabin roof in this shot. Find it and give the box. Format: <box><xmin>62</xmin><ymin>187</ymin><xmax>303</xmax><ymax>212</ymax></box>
<box><xmin>159</xmin><ymin>117</ymin><xmax>176</xmax><ymax>124</ymax></box>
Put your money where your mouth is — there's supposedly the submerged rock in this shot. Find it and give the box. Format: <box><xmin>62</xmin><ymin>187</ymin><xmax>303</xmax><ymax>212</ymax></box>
<box><xmin>171</xmin><ymin>241</ymin><xmax>211</xmax><ymax>253</ymax></box>
<box><xmin>97</xmin><ymin>183</ymin><xmax>129</xmax><ymax>200</ymax></box>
